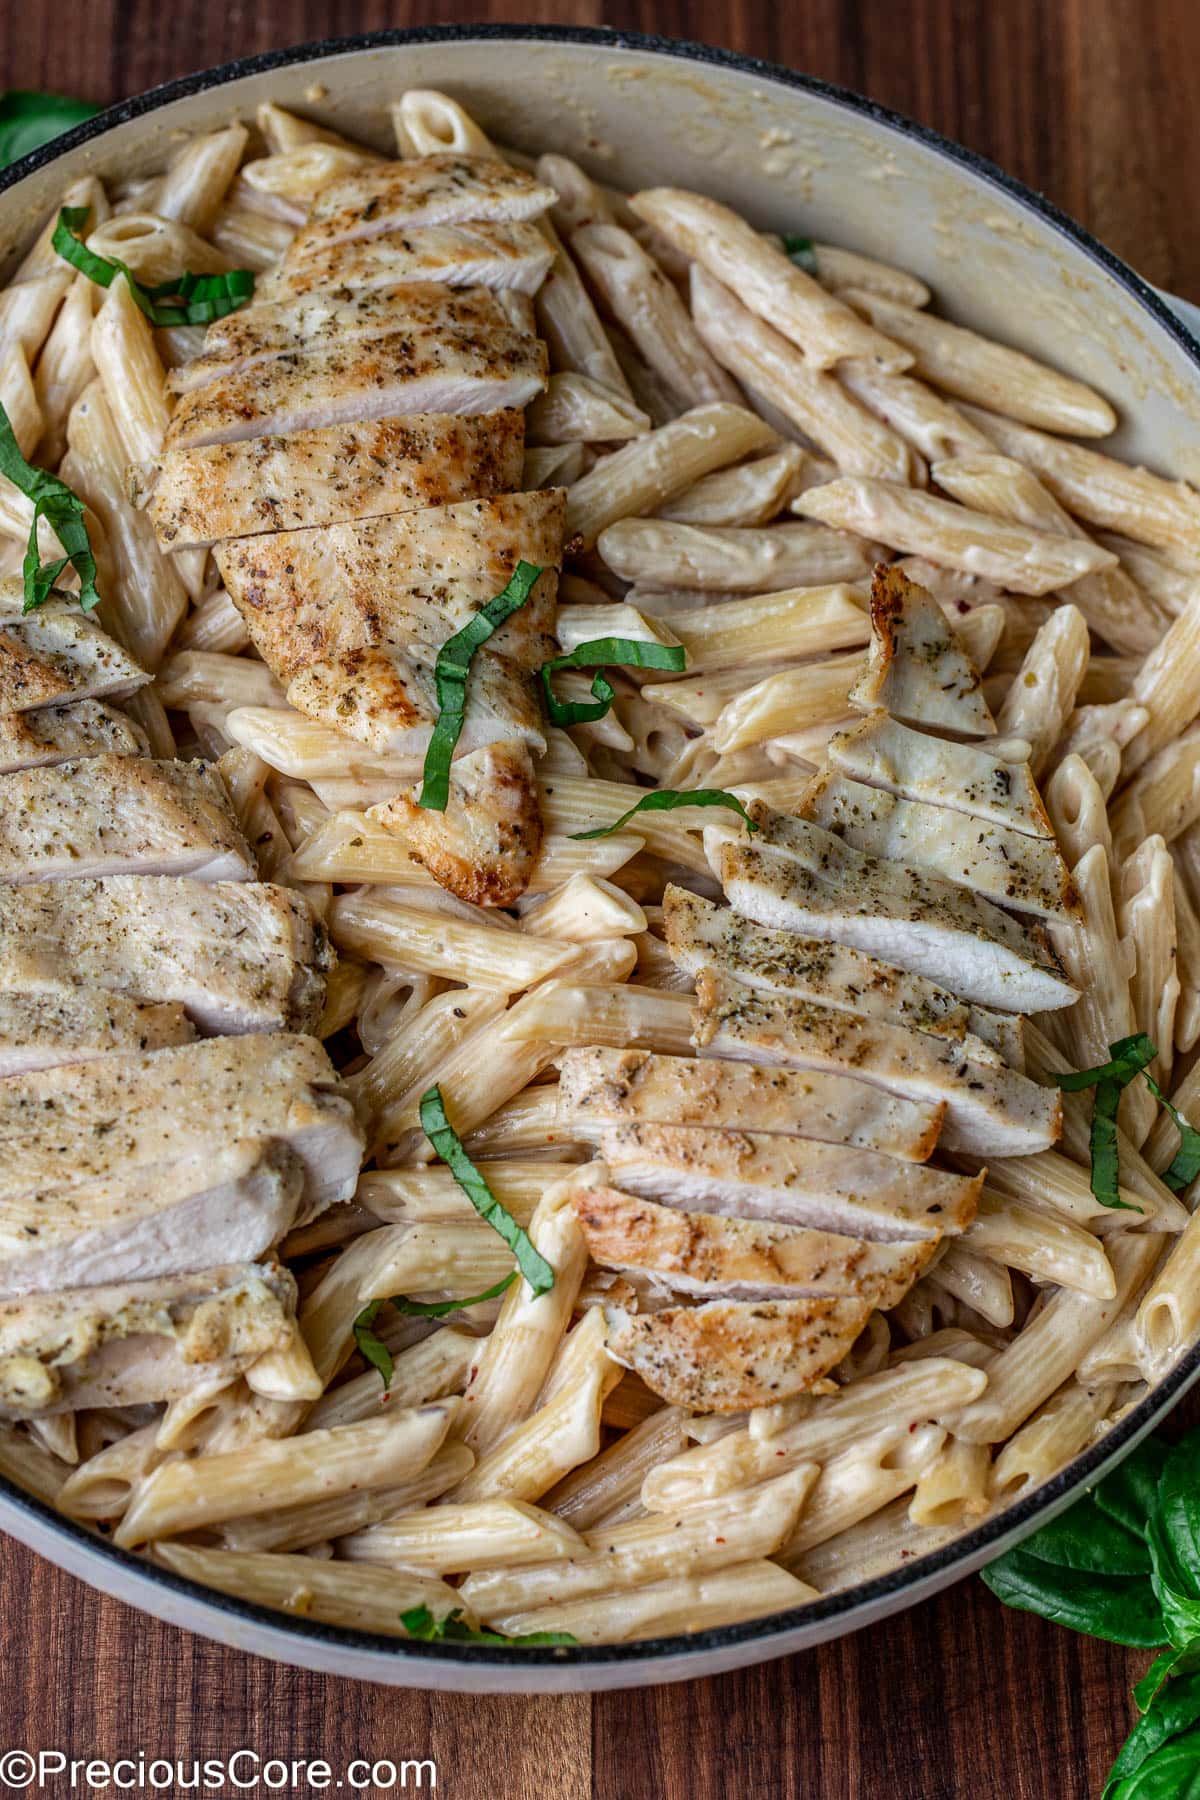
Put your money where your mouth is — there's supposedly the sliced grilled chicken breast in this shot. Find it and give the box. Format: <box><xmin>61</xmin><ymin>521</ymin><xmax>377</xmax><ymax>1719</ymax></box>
<box><xmin>285</xmin><ymin>642</ymin><xmax>546</xmax><ymax>758</ymax></box>
<box><xmin>604</xmin><ymin>1296</ymin><xmax>872</xmax><ymax>1412</ymax></box>
<box><xmin>136</xmin><ymin>411</ymin><xmax>525</xmax><ymax>549</ymax></box>
<box><xmin>662</xmin><ymin>885</ymin><xmax>970</xmax><ymax>1039</ymax></box>
<box><xmin>0</xmin><ymin>877</ymin><xmax>330</xmax><ymax>1033</ymax></box>
<box><xmin>556</xmin><ymin>1047</ymin><xmax>946</xmax><ymax>1162</ymax></box>
<box><xmin>0</xmin><ymin>1033</ymin><xmax>363</xmax><ymax>1220</ymax></box>
<box><xmin>257</xmin><ymin>220</ymin><xmax>556</xmax><ymax>302</ymax></box>
<box><xmin>164</xmin><ymin>325</ymin><xmax>547</xmax><ymax>451</ymax></box>
<box><xmin>216</xmin><ymin>489</ymin><xmax>564</xmax><ymax>681</ymax></box>
<box><xmin>0</xmin><ymin>991</ymin><xmax>194</xmax><ymax>1076</ymax></box>
<box><xmin>828</xmin><ymin>712</ymin><xmax>1054</xmax><ymax>838</ymax></box>
<box><xmin>0</xmin><ymin>591</ymin><xmax>148</xmax><ymax>711</ymax></box>
<box><xmin>301</xmin><ymin>155</ymin><xmax>556</xmax><ymax>248</ymax></box>
<box><xmin>573</xmin><ymin>1186</ymin><xmax>939</xmax><ymax>1306</ymax></box>
<box><xmin>694</xmin><ymin>972</ymin><xmax>1061</xmax><ymax>1156</ymax></box>
<box><xmin>367</xmin><ymin>740</ymin><xmax>542</xmax><ymax>907</ymax></box>
<box><xmin>798</xmin><ymin>769</ymin><xmax>1078</xmax><ymax>919</ymax></box>
<box><xmin>0</xmin><ymin>754</ymin><xmax>254</xmax><ymax>884</ymax></box>
<box><xmin>0</xmin><ymin>1261</ymin><xmax>297</xmax><ymax>1417</ymax></box>
<box><xmin>594</xmin><ymin>1123</ymin><xmax>980</xmax><ymax>1239</ymax></box>
<box><xmin>710</xmin><ymin>806</ymin><xmax>1076</xmax><ymax>1012</ymax></box>
<box><xmin>848</xmin><ymin>564</ymin><xmax>996</xmax><ymax>737</ymax></box>
<box><xmin>0</xmin><ymin>700</ymin><xmax>148</xmax><ymax>773</ymax></box>
<box><xmin>0</xmin><ymin>1140</ymin><xmax>305</xmax><ymax>1295</ymax></box>
<box><xmin>170</xmin><ymin>283</ymin><xmax>535</xmax><ymax>394</ymax></box>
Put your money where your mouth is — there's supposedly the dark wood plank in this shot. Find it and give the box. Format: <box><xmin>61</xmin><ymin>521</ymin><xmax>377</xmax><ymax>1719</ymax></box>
<box><xmin>2</xmin><ymin>3</ymin><xmax>1196</xmax><ymax>1795</ymax></box>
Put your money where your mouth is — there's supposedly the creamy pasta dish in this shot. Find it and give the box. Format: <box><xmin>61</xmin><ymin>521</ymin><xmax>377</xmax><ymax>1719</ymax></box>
<box><xmin>0</xmin><ymin>84</ymin><xmax>1196</xmax><ymax>1649</ymax></box>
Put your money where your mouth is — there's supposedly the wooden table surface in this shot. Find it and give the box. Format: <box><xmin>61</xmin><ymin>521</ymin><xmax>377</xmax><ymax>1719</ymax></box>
<box><xmin>2</xmin><ymin>2</ymin><xmax>1195</xmax><ymax>1795</ymax></box>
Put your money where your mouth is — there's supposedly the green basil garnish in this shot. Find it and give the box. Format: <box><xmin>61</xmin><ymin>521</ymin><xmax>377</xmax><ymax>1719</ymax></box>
<box><xmin>53</xmin><ymin>206</ymin><xmax>254</xmax><ymax>326</ymax></box>
<box><xmin>400</xmin><ymin>1604</ymin><xmax>576</xmax><ymax>1648</ymax></box>
<box><xmin>570</xmin><ymin>786</ymin><xmax>759</xmax><ymax>840</ymax></box>
<box><xmin>417</xmin><ymin>561</ymin><xmax>542</xmax><ymax>811</ymax></box>
<box><xmin>419</xmin><ymin>1083</ymin><xmax>553</xmax><ymax>1295</ymax></box>
<box><xmin>352</xmin><ymin>1275</ymin><xmax>517</xmax><ymax>1390</ymax></box>
<box><xmin>0</xmin><ymin>401</ymin><xmax>99</xmax><ymax>615</ymax></box>
<box><xmin>539</xmin><ymin>637</ymin><xmax>686</xmax><ymax>727</ymax></box>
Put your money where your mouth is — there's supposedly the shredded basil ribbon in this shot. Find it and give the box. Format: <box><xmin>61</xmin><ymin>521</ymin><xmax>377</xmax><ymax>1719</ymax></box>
<box><xmin>417</xmin><ymin>560</ymin><xmax>543</xmax><ymax>811</ymax></box>
<box><xmin>782</xmin><ymin>233</ymin><xmax>819</xmax><ymax>274</ymax></box>
<box><xmin>53</xmin><ymin>206</ymin><xmax>255</xmax><ymax>326</ymax></box>
<box><xmin>539</xmin><ymin>637</ymin><xmax>687</xmax><ymax>727</ymax></box>
<box><xmin>570</xmin><ymin>786</ymin><xmax>759</xmax><ymax>841</ymax></box>
<box><xmin>419</xmin><ymin>1083</ymin><xmax>554</xmax><ymax>1294</ymax></box>
<box><xmin>0</xmin><ymin>402</ymin><xmax>100</xmax><ymax>615</ymax></box>
<box><xmin>1054</xmin><ymin>1032</ymin><xmax>1200</xmax><ymax>1208</ymax></box>
<box><xmin>353</xmin><ymin>1275</ymin><xmax>516</xmax><ymax>1389</ymax></box>
<box><xmin>401</xmin><ymin>1604</ymin><xmax>577</xmax><ymax>1648</ymax></box>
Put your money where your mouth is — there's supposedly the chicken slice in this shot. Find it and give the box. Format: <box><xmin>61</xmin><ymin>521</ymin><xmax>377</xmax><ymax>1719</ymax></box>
<box><xmin>710</xmin><ymin>805</ymin><xmax>1076</xmax><ymax>1012</ymax></box>
<box><xmin>828</xmin><ymin>712</ymin><xmax>1054</xmax><ymax>838</ymax></box>
<box><xmin>0</xmin><ymin>877</ymin><xmax>330</xmax><ymax>1034</ymax></box>
<box><xmin>215</xmin><ymin>489</ymin><xmax>564</xmax><ymax>681</ymax></box>
<box><xmin>302</xmin><ymin>154</ymin><xmax>556</xmax><ymax>247</ymax></box>
<box><xmin>849</xmin><ymin>564</ymin><xmax>996</xmax><ymax>736</ymax></box>
<box><xmin>603</xmin><ymin>1297</ymin><xmax>872</xmax><ymax>1412</ymax></box>
<box><xmin>258</xmin><ymin>220</ymin><xmax>555</xmax><ymax>302</ymax></box>
<box><xmin>593</xmin><ymin>1124</ymin><xmax>981</xmax><ymax>1239</ymax></box>
<box><xmin>171</xmin><ymin>283</ymin><xmax>535</xmax><ymax>394</ymax></box>
<box><xmin>164</xmin><ymin>325</ymin><xmax>547</xmax><ymax>451</ymax></box>
<box><xmin>694</xmin><ymin>972</ymin><xmax>1061</xmax><ymax>1157</ymax></box>
<box><xmin>0</xmin><ymin>990</ymin><xmax>194</xmax><ymax>1077</ymax></box>
<box><xmin>368</xmin><ymin>740</ymin><xmax>542</xmax><ymax>907</ymax></box>
<box><xmin>134</xmin><ymin>410</ymin><xmax>525</xmax><ymax>550</ymax></box>
<box><xmin>662</xmin><ymin>885</ymin><xmax>970</xmax><ymax>1039</ymax></box>
<box><xmin>0</xmin><ymin>1261</ymin><xmax>297</xmax><ymax>1417</ymax></box>
<box><xmin>285</xmin><ymin>643</ymin><xmax>546</xmax><ymax>759</ymax></box>
<box><xmin>798</xmin><ymin>769</ymin><xmax>1078</xmax><ymax>919</ymax></box>
<box><xmin>0</xmin><ymin>754</ymin><xmax>254</xmax><ymax>883</ymax></box>
<box><xmin>0</xmin><ymin>700</ymin><xmax>148</xmax><ymax>773</ymax></box>
<box><xmin>0</xmin><ymin>1033</ymin><xmax>363</xmax><ymax>1220</ymax></box>
<box><xmin>0</xmin><ymin>1140</ymin><xmax>305</xmax><ymax>1295</ymax></box>
<box><xmin>556</xmin><ymin>1047</ymin><xmax>945</xmax><ymax>1163</ymax></box>
<box><xmin>0</xmin><ymin>588</ymin><xmax>148</xmax><ymax>711</ymax></box>
<box><xmin>573</xmin><ymin>1186</ymin><xmax>939</xmax><ymax>1307</ymax></box>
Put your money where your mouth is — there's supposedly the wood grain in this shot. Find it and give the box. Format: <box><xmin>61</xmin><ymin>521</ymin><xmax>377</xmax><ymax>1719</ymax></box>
<box><xmin>2</xmin><ymin>3</ymin><xmax>1195</xmax><ymax>1794</ymax></box>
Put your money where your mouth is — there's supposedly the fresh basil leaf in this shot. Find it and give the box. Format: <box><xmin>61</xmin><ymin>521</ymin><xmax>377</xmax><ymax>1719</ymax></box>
<box><xmin>570</xmin><ymin>786</ymin><xmax>759</xmax><ymax>840</ymax></box>
<box><xmin>1143</xmin><ymin>1072</ymin><xmax>1200</xmax><ymax>1193</ymax></box>
<box><xmin>400</xmin><ymin>1604</ymin><xmax>576</xmax><ymax>1647</ymax></box>
<box><xmin>417</xmin><ymin>561</ymin><xmax>542</xmax><ymax>811</ymax></box>
<box><xmin>0</xmin><ymin>91</ymin><xmax>100</xmax><ymax>170</ymax></box>
<box><xmin>391</xmin><ymin>1274</ymin><xmax>517</xmax><ymax>1318</ymax></box>
<box><xmin>981</xmin><ymin>1546</ymin><xmax>1166</xmax><ymax>1646</ymax></box>
<box><xmin>1016</xmin><ymin>1498</ymin><xmax>1152</xmax><ymax>1580</ymax></box>
<box><xmin>0</xmin><ymin>401</ymin><xmax>100</xmax><ymax>614</ymax></box>
<box><xmin>1107</xmin><ymin>1725</ymin><xmax>1200</xmax><ymax>1798</ymax></box>
<box><xmin>1147</xmin><ymin>1437</ymin><xmax>1200</xmax><ymax>1650</ymax></box>
<box><xmin>782</xmin><ymin>233</ymin><xmax>819</xmax><ymax>274</ymax></box>
<box><xmin>1056</xmin><ymin>1034</ymin><xmax>1159</xmax><ymax>1092</ymax></box>
<box><xmin>539</xmin><ymin>637</ymin><xmax>686</xmax><ymax>727</ymax></box>
<box><xmin>1133</xmin><ymin>1647</ymin><xmax>1200</xmax><ymax>1715</ymax></box>
<box><xmin>1095</xmin><ymin>1438</ymin><xmax>1170</xmax><ymax>1543</ymax></box>
<box><xmin>351</xmin><ymin>1299</ymin><xmax>393</xmax><ymax>1390</ymax></box>
<box><xmin>1089</xmin><ymin>1077</ymin><xmax>1141</xmax><ymax>1211</ymax></box>
<box><xmin>53</xmin><ymin>207</ymin><xmax>254</xmax><ymax>326</ymax></box>
<box><xmin>419</xmin><ymin>1084</ymin><xmax>553</xmax><ymax>1295</ymax></box>
<box><xmin>1116</xmin><ymin>1672</ymin><xmax>1200</xmax><ymax>1787</ymax></box>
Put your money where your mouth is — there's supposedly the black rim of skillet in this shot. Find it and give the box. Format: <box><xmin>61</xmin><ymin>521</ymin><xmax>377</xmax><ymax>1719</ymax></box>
<box><xmin>3</xmin><ymin>22</ymin><xmax>1200</xmax><ymax>1673</ymax></box>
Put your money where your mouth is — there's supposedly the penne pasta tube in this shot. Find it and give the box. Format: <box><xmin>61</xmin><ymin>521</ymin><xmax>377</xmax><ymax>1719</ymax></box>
<box><xmin>960</xmin><ymin>404</ymin><xmax>1200</xmax><ymax>554</ymax></box>
<box><xmin>299</xmin><ymin>1227</ymin><xmax>404</xmax><ymax>1387</ymax></box>
<box><xmin>155</xmin><ymin>1543</ymin><xmax>459</xmax><ymax>1633</ymax></box>
<box><xmin>500</xmin><ymin>981</ymin><xmax>694</xmax><ymax>1056</ymax></box>
<box><xmin>116</xmin><ymin>1400</ymin><xmax>457</xmax><ymax>1546</ymax></box>
<box><xmin>805</xmin><ymin>245</ymin><xmax>930</xmax><ymax>308</ymax></box>
<box><xmin>91</xmin><ymin>275</ymin><xmax>172</xmax><ymax>465</ymax></box>
<box><xmin>926</xmin><ymin>1244</ymin><xmax>1014</xmax><ymax>1329</ymax></box>
<box><xmin>289</xmin><ymin>809</ymin><xmax>644</xmax><ymax>892</ymax></box>
<box><xmin>994</xmin><ymin>604</ymin><xmax>1090</xmax><ymax>777</ymax></box>
<box><xmin>596</xmin><ymin>518</ymin><xmax>878</xmax><ymax>592</ymax></box>
<box><xmin>157</xmin><ymin>651</ymin><xmax>285</xmax><ymax>709</ymax></box>
<box><xmin>538</xmin><ymin>153</ymin><xmax>617</xmax><ymax>235</ymax></box>
<box><xmin>526</xmin><ymin>372</ymin><xmax>649</xmax><ymax>445</ymax></box>
<box><xmin>709</xmin><ymin>654</ymin><xmax>862</xmax><ymax>752</ymax></box>
<box><xmin>0</xmin><ymin>1425</ymin><xmax>70</xmax><ymax>1507</ymax></box>
<box><xmin>56</xmin><ymin>1422</ymin><xmax>164</xmax><ymax>1519</ymax></box>
<box><xmin>492</xmin><ymin>1560</ymin><xmax>819</xmax><ymax>1644</ymax></box>
<box><xmin>1123</xmin><ymin>589</ymin><xmax>1200</xmax><ymax>773</ymax></box>
<box><xmin>518</xmin><ymin>874</ymin><xmax>647</xmax><ymax>942</ymax></box>
<box><xmin>0</xmin><ymin>348</ymin><xmax>41</xmax><ymax>457</ymax></box>
<box><xmin>208</xmin><ymin>200</ymin><xmax>295</xmax><ymax>271</ymax></box>
<box><xmin>342</xmin><ymin>1498</ymin><xmax>586</xmax><ymax>1573</ymax></box>
<box><xmin>1135</xmin><ymin>1205</ymin><xmax>1200</xmax><ymax>1382</ymax></box>
<box><xmin>907</xmin><ymin>1435</ymin><xmax>991</xmax><ymax>1527</ymax></box>
<box><xmin>174</xmin><ymin>588</ymin><xmax>251</xmax><ymax>655</ymax></box>
<box><xmin>1044</xmin><ymin>753</ymin><xmax>1113</xmax><ymax>867</ymax></box>
<box><xmin>357</xmin><ymin>1220</ymin><xmax>524</xmax><ymax>1303</ymax></box>
<box><xmin>792</xmin><ymin>1496</ymin><xmax>959</xmax><ymax>1592</ymax></box>
<box><xmin>839</xmin><ymin>361</ymin><xmax>993</xmax><ymax>462</ymax></box>
<box><xmin>565</xmin><ymin>402</ymin><xmax>775</xmax><ymax>548</ymax></box>
<box><xmin>964</xmin><ymin>1190</ymin><xmax>1116</xmax><ymax>1298</ymax></box>
<box><xmin>348</xmin><ymin>987</ymin><xmax>505</xmax><ymax>1128</ymax></box>
<box><xmin>690</xmin><ymin>267</ymin><xmax>918</xmax><ymax>482</ymax></box>
<box><xmin>662</xmin><ymin>583</ymin><xmax>870</xmax><ymax>674</ymax></box>
<box><xmin>240</xmin><ymin>144</ymin><xmax>372</xmax><ymax>211</ymax></box>
<box><xmin>85</xmin><ymin>213</ymin><xmax>229</xmax><ymax>285</ymax></box>
<box><xmin>657</xmin><ymin>445</ymin><xmax>812</xmax><ymax>528</ymax></box>
<box><xmin>544</xmin><ymin>1406</ymin><xmax>689</xmax><ymax>1531</ymax></box>
<box><xmin>524</xmin><ymin>442</ymin><xmax>588</xmax><ymax>487</ymax></box>
<box><xmin>1097</xmin><ymin>533</ymin><xmax>1199</xmax><ymax>617</ymax></box>
<box><xmin>1171</xmin><ymin>870</ymin><xmax>1200</xmax><ymax>1055</ymax></box>
<box><xmin>1109</xmin><ymin>732</ymin><xmax>1200</xmax><ymax>861</ymax></box>
<box><xmin>218</xmin><ymin>1444</ymin><xmax>474</xmax><ymax>1554</ymax></box>
<box><xmin>462</xmin><ymin>1087</ymin><xmax>576</xmax><ymax>1160</ymax></box>
<box><xmin>570</xmin><ymin>222</ymin><xmax>742</xmax><ymax>410</ymax></box>
<box><xmin>245</xmin><ymin>1321</ymin><xmax>323</xmax><ymax>1401</ymax></box>
<box><xmin>949</xmin><ymin>1232</ymin><xmax>1163</xmax><ymax>1443</ymax></box>
<box><xmin>461</xmin><ymin>1462</ymin><xmax>817</xmax><ymax>1617</ymax></box>
<box><xmin>1118</xmin><ymin>836</ymin><xmax>1179</xmax><ymax>1086</ymax></box>
<box><xmin>795</xmin><ymin>477</ymin><xmax>1117</xmax><ymax>596</ymax></box>
<box><xmin>631</xmin><ymin>188</ymin><xmax>911</xmax><ymax>374</ymax></box>
<box><xmin>303</xmin><ymin>1330</ymin><xmax>478</xmax><ymax>1434</ymax></box>
<box><xmin>1047</xmin><ymin>702</ymin><xmax>1149</xmax><ymax>797</ymax></box>
<box><xmin>329</xmin><ymin>889</ymin><xmax>580</xmax><ymax>993</ymax></box>
<box><xmin>151</xmin><ymin>125</ymin><xmax>249</xmax><ymax>232</ymax></box>
<box><xmin>989</xmin><ymin>1380</ymin><xmax>1116</xmax><ymax>1503</ymax></box>
<box><xmin>844</xmin><ymin>290</ymin><xmax>1116</xmax><ymax>435</ymax></box>
<box><xmin>776</xmin><ymin>1424</ymin><xmax>947</xmax><ymax>1566</ymax></box>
